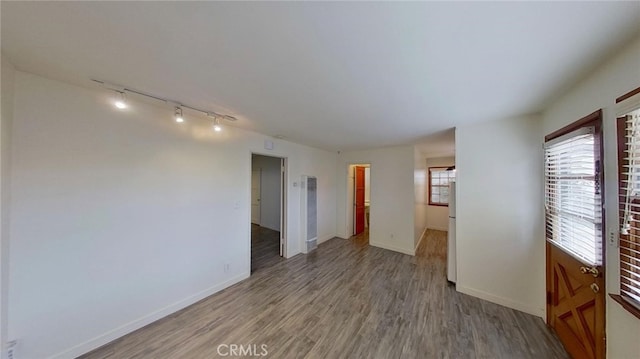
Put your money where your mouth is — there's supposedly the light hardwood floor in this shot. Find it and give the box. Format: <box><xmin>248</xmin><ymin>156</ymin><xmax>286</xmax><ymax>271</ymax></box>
<box><xmin>80</xmin><ymin>230</ymin><xmax>568</xmax><ymax>358</ymax></box>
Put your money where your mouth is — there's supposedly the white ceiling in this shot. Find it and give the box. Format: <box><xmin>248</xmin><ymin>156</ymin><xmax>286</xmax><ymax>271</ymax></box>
<box><xmin>2</xmin><ymin>2</ymin><xmax>639</xmax><ymax>152</ymax></box>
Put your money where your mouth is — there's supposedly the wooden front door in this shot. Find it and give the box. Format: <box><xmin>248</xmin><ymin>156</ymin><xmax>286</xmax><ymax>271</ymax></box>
<box><xmin>545</xmin><ymin>110</ymin><xmax>605</xmax><ymax>359</ymax></box>
<box><xmin>354</xmin><ymin>166</ymin><xmax>366</xmax><ymax>235</ymax></box>
<box><xmin>547</xmin><ymin>243</ymin><xmax>605</xmax><ymax>359</ymax></box>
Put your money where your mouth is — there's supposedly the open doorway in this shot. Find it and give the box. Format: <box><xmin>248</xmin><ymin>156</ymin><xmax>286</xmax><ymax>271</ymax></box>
<box><xmin>251</xmin><ymin>154</ymin><xmax>286</xmax><ymax>273</ymax></box>
<box><xmin>347</xmin><ymin>164</ymin><xmax>371</xmax><ymax>244</ymax></box>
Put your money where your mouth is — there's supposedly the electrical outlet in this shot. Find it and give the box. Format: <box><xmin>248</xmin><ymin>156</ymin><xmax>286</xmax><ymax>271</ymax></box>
<box><xmin>7</xmin><ymin>340</ymin><xmax>17</xmax><ymax>359</ymax></box>
<box><xmin>224</xmin><ymin>263</ymin><xmax>230</xmax><ymax>273</ymax></box>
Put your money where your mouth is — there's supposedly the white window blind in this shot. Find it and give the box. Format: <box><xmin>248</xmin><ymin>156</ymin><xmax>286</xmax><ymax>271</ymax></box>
<box><xmin>429</xmin><ymin>167</ymin><xmax>455</xmax><ymax>205</ymax></box>
<box><xmin>545</xmin><ymin>126</ymin><xmax>602</xmax><ymax>266</ymax></box>
<box><xmin>619</xmin><ymin>109</ymin><xmax>640</xmax><ymax>305</ymax></box>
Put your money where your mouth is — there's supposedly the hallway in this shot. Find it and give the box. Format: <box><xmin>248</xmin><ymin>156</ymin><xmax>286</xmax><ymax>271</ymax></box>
<box><xmin>81</xmin><ymin>230</ymin><xmax>567</xmax><ymax>358</ymax></box>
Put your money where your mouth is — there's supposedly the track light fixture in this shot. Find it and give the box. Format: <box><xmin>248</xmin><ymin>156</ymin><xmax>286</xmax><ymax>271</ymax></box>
<box><xmin>114</xmin><ymin>91</ymin><xmax>128</xmax><ymax>109</ymax></box>
<box><xmin>175</xmin><ymin>107</ymin><xmax>184</xmax><ymax>123</ymax></box>
<box><xmin>94</xmin><ymin>79</ymin><xmax>239</xmax><ymax>127</ymax></box>
<box><xmin>209</xmin><ymin>114</ymin><xmax>222</xmax><ymax>132</ymax></box>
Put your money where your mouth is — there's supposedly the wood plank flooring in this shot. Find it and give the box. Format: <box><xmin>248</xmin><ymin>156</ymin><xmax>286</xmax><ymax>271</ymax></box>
<box><xmin>80</xmin><ymin>230</ymin><xmax>568</xmax><ymax>359</ymax></box>
<box><xmin>251</xmin><ymin>224</ymin><xmax>283</xmax><ymax>273</ymax></box>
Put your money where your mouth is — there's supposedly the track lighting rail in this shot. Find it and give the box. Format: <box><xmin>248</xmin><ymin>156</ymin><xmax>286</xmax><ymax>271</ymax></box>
<box><xmin>91</xmin><ymin>79</ymin><xmax>238</xmax><ymax>122</ymax></box>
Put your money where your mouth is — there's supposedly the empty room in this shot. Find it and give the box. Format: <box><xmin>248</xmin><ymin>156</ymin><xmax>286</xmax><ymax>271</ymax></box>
<box><xmin>1</xmin><ymin>2</ymin><xmax>640</xmax><ymax>359</ymax></box>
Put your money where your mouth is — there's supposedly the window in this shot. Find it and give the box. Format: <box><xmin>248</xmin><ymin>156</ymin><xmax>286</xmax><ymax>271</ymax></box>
<box><xmin>429</xmin><ymin>167</ymin><xmax>455</xmax><ymax>206</ymax></box>
<box><xmin>617</xmin><ymin>108</ymin><xmax>640</xmax><ymax>309</ymax></box>
<box><xmin>544</xmin><ymin>124</ymin><xmax>602</xmax><ymax>266</ymax></box>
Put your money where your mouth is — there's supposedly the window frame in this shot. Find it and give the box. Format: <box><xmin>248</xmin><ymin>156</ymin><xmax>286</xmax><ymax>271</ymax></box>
<box><xmin>428</xmin><ymin>166</ymin><xmax>455</xmax><ymax>206</ymax></box>
<box><xmin>612</xmin><ymin>87</ymin><xmax>640</xmax><ymax>320</ymax></box>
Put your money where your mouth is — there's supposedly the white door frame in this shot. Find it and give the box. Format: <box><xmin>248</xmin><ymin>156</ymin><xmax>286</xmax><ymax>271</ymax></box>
<box><xmin>251</xmin><ymin>168</ymin><xmax>261</xmax><ymax>225</ymax></box>
<box><xmin>250</xmin><ymin>152</ymin><xmax>288</xmax><ymax>262</ymax></box>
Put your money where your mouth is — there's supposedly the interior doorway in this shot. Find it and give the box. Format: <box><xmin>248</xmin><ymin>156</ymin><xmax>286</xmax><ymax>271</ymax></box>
<box><xmin>347</xmin><ymin>164</ymin><xmax>370</xmax><ymax>243</ymax></box>
<box><xmin>251</xmin><ymin>153</ymin><xmax>286</xmax><ymax>273</ymax></box>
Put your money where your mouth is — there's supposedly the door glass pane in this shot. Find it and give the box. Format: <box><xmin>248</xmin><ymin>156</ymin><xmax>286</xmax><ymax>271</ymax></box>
<box><xmin>545</xmin><ymin>127</ymin><xmax>602</xmax><ymax>266</ymax></box>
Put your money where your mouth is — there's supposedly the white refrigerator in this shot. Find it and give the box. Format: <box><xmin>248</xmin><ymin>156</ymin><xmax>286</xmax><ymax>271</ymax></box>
<box><xmin>447</xmin><ymin>181</ymin><xmax>456</xmax><ymax>283</ymax></box>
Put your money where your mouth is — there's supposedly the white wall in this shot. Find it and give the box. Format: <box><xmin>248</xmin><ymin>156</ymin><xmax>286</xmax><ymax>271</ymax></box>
<box><xmin>1</xmin><ymin>54</ymin><xmax>15</xmax><ymax>359</ymax></box>
<box><xmin>337</xmin><ymin>146</ymin><xmax>415</xmax><ymax>255</ymax></box>
<box><xmin>425</xmin><ymin>156</ymin><xmax>455</xmax><ymax>231</ymax></box>
<box><xmin>252</xmin><ymin>154</ymin><xmax>281</xmax><ymax>231</ymax></box>
<box><xmin>456</xmin><ymin>115</ymin><xmax>544</xmax><ymax>317</ymax></box>
<box><xmin>414</xmin><ymin>148</ymin><xmax>428</xmax><ymax>249</ymax></box>
<box><xmin>8</xmin><ymin>71</ymin><xmax>337</xmax><ymax>359</ymax></box>
<box><xmin>542</xmin><ymin>35</ymin><xmax>640</xmax><ymax>359</ymax></box>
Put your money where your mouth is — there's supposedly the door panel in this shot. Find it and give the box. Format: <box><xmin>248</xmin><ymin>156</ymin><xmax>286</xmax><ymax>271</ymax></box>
<box><xmin>547</xmin><ymin>242</ymin><xmax>605</xmax><ymax>359</ymax></box>
<box><xmin>251</xmin><ymin>169</ymin><xmax>261</xmax><ymax>224</ymax></box>
<box><xmin>354</xmin><ymin>166</ymin><xmax>366</xmax><ymax>235</ymax></box>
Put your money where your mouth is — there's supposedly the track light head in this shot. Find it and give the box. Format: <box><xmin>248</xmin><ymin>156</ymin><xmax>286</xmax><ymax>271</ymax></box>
<box><xmin>175</xmin><ymin>107</ymin><xmax>184</xmax><ymax>123</ymax></box>
<box><xmin>213</xmin><ymin>118</ymin><xmax>222</xmax><ymax>132</ymax></box>
<box><xmin>114</xmin><ymin>91</ymin><xmax>128</xmax><ymax>109</ymax></box>
<box><xmin>208</xmin><ymin>113</ymin><xmax>222</xmax><ymax>132</ymax></box>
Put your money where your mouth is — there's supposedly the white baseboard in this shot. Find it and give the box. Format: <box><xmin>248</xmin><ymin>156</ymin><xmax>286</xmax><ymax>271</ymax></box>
<box><xmin>50</xmin><ymin>272</ymin><xmax>250</xmax><ymax>359</ymax></box>
<box><xmin>317</xmin><ymin>233</ymin><xmax>335</xmax><ymax>244</ymax></box>
<box><xmin>414</xmin><ymin>227</ymin><xmax>427</xmax><ymax>252</ymax></box>
<box><xmin>456</xmin><ymin>284</ymin><xmax>544</xmax><ymax>318</ymax></box>
<box><xmin>427</xmin><ymin>225</ymin><xmax>448</xmax><ymax>232</ymax></box>
<box><xmin>370</xmin><ymin>240</ymin><xmax>415</xmax><ymax>256</ymax></box>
